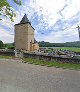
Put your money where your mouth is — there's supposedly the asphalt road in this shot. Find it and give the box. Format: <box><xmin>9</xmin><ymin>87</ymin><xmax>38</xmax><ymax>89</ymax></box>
<box><xmin>0</xmin><ymin>59</ymin><xmax>80</xmax><ymax>92</ymax></box>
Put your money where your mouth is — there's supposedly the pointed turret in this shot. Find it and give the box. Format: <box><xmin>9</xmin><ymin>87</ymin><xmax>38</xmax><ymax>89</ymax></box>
<box><xmin>20</xmin><ymin>14</ymin><xmax>31</xmax><ymax>24</ymax></box>
<box><xmin>34</xmin><ymin>39</ymin><xmax>38</xmax><ymax>43</ymax></box>
<box><xmin>15</xmin><ymin>14</ymin><xmax>34</xmax><ymax>29</ymax></box>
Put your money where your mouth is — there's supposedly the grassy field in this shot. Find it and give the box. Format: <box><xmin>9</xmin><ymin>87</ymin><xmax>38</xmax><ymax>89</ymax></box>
<box><xmin>51</xmin><ymin>47</ymin><xmax>80</xmax><ymax>52</ymax></box>
<box><xmin>23</xmin><ymin>58</ymin><xmax>80</xmax><ymax>70</ymax></box>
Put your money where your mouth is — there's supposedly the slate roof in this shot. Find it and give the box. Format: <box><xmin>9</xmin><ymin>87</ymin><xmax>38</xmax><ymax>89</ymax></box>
<box><xmin>15</xmin><ymin>14</ymin><xmax>35</xmax><ymax>30</ymax></box>
<box><xmin>20</xmin><ymin>14</ymin><xmax>31</xmax><ymax>24</ymax></box>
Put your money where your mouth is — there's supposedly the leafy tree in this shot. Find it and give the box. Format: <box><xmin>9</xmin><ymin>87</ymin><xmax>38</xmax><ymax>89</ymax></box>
<box><xmin>0</xmin><ymin>0</ymin><xmax>21</xmax><ymax>22</ymax></box>
<box><xmin>0</xmin><ymin>40</ymin><xmax>3</xmax><ymax>48</ymax></box>
<box><xmin>14</xmin><ymin>0</ymin><xmax>21</xmax><ymax>5</ymax></box>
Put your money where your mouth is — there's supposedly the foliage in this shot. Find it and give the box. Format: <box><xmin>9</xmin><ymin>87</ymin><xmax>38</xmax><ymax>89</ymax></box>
<box><xmin>0</xmin><ymin>40</ymin><xmax>3</xmax><ymax>48</ymax></box>
<box><xmin>4</xmin><ymin>43</ymin><xmax>14</xmax><ymax>49</ymax></box>
<box><xmin>14</xmin><ymin>0</ymin><xmax>21</xmax><ymax>5</ymax></box>
<box><xmin>0</xmin><ymin>0</ymin><xmax>21</xmax><ymax>21</ymax></box>
<box><xmin>39</xmin><ymin>41</ymin><xmax>80</xmax><ymax>47</ymax></box>
<box><xmin>7</xmin><ymin>46</ymin><xmax>15</xmax><ymax>49</ymax></box>
<box><xmin>0</xmin><ymin>55</ymin><xmax>14</xmax><ymax>59</ymax></box>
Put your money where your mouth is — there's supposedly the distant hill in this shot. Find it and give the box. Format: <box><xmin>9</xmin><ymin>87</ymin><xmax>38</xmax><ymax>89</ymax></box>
<box><xmin>39</xmin><ymin>41</ymin><xmax>80</xmax><ymax>47</ymax></box>
<box><xmin>4</xmin><ymin>41</ymin><xmax>80</xmax><ymax>48</ymax></box>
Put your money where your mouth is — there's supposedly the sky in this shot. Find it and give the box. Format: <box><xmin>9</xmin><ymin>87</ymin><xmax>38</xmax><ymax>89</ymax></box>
<box><xmin>0</xmin><ymin>0</ymin><xmax>80</xmax><ymax>43</ymax></box>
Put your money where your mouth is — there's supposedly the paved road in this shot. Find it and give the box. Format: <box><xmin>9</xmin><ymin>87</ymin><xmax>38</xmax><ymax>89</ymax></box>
<box><xmin>0</xmin><ymin>59</ymin><xmax>80</xmax><ymax>92</ymax></box>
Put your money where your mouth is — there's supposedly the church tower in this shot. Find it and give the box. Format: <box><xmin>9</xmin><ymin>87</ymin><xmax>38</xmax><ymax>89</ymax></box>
<box><xmin>15</xmin><ymin>14</ymin><xmax>39</xmax><ymax>52</ymax></box>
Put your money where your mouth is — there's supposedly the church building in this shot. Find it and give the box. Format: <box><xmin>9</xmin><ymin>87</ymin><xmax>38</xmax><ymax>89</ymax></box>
<box><xmin>15</xmin><ymin>14</ymin><xmax>39</xmax><ymax>52</ymax></box>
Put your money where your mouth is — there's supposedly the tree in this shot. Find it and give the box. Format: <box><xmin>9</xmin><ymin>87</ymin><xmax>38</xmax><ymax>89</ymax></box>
<box><xmin>14</xmin><ymin>0</ymin><xmax>21</xmax><ymax>5</ymax></box>
<box><xmin>0</xmin><ymin>40</ymin><xmax>3</xmax><ymax>48</ymax></box>
<box><xmin>0</xmin><ymin>0</ymin><xmax>21</xmax><ymax>22</ymax></box>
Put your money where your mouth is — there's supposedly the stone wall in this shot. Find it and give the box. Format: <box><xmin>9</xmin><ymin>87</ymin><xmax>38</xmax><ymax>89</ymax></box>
<box><xmin>15</xmin><ymin>23</ymin><xmax>34</xmax><ymax>51</ymax></box>
<box><xmin>15</xmin><ymin>24</ymin><xmax>28</xmax><ymax>50</ymax></box>
<box><xmin>23</xmin><ymin>53</ymin><xmax>80</xmax><ymax>64</ymax></box>
<box><xmin>0</xmin><ymin>51</ymin><xmax>15</xmax><ymax>56</ymax></box>
<box><xmin>0</xmin><ymin>51</ymin><xmax>80</xmax><ymax>64</ymax></box>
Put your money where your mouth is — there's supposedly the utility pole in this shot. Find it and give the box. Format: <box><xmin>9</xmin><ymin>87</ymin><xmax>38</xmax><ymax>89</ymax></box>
<box><xmin>77</xmin><ymin>25</ymin><xmax>80</xmax><ymax>40</ymax></box>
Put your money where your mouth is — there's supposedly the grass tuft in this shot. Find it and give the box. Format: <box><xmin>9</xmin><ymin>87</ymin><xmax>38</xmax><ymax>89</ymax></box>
<box><xmin>0</xmin><ymin>55</ymin><xmax>15</xmax><ymax>59</ymax></box>
<box><xmin>23</xmin><ymin>57</ymin><xmax>80</xmax><ymax>70</ymax></box>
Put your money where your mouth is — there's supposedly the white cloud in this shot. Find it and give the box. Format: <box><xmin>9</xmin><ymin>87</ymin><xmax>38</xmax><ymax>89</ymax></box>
<box><xmin>13</xmin><ymin>11</ymin><xmax>23</xmax><ymax>24</ymax></box>
<box><xmin>0</xmin><ymin>10</ymin><xmax>22</xmax><ymax>43</ymax></box>
<box><xmin>28</xmin><ymin>0</ymin><xmax>66</xmax><ymax>26</ymax></box>
<box><xmin>0</xmin><ymin>27</ymin><xmax>14</xmax><ymax>43</ymax></box>
<box><xmin>62</xmin><ymin>0</ymin><xmax>80</xmax><ymax>20</ymax></box>
<box><xmin>0</xmin><ymin>0</ymin><xmax>80</xmax><ymax>43</ymax></box>
<box><xmin>36</xmin><ymin>28</ymin><xmax>79</xmax><ymax>43</ymax></box>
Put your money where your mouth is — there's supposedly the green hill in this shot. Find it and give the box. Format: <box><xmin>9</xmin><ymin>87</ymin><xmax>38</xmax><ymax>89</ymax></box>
<box><xmin>39</xmin><ymin>41</ymin><xmax>80</xmax><ymax>47</ymax></box>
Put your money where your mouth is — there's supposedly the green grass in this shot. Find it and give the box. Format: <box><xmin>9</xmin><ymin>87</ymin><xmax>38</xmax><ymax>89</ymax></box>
<box><xmin>52</xmin><ymin>47</ymin><xmax>80</xmax><ymax>52</ymax></box>
<box><xmin>23</xmin><ymin>58</ymin><xmax>80</xmax><ymax>70</ymax></box>
<box><xmin>0</xmin><ymin>55</ymin><xmax>14</xmax><ymax>59</ymax></box>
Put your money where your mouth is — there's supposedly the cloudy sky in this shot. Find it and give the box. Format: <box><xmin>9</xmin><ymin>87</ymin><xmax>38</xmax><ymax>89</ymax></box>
<box><xmin>0</xmin><ymin>0</ymin><xmax>80</xmax><ymax>43</ymax></box>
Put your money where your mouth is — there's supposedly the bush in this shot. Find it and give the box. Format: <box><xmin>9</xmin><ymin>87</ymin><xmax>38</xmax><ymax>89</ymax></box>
<box><xmin>7</xmin><ymin>46</ymin><xmax>15</xmax><ymax>49</ymax></box>
<box><xmin>0</xmin><ymin>40</ymin><xmax>3</xmax><ymax>48</ymax></box>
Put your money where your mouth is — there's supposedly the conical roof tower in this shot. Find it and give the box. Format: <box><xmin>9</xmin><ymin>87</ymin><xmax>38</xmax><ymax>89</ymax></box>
<box><xmin>20</xmin><ymin>14</ymin><xmax>31</xmax><ymax>24</ymax></box>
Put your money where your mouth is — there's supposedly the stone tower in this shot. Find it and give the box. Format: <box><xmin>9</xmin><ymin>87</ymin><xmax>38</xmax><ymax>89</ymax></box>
<box><xmin>15</xmin><ymin>14</ymin><xmax>39</xmax><ymax>52</ymax></box>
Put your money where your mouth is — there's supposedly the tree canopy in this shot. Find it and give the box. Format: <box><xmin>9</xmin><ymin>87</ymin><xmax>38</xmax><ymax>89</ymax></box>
<box><xmin>0</xmin><ymin>0</ymin><xmax>21</xmax><ymax>22</ymax></box>
<box><xmin>39</xmin><ymin>41</ymin><xmax>80</xmax><ymax>47</ymax></box>
<box><xmin>0</xmin><ymin>40</ymin><xmax>3</xmax><ymax>48</ymax></box>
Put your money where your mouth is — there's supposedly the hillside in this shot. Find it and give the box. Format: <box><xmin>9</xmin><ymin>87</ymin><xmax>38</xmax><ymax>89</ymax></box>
<box><xmin>39</xmin><ymin>41</ymin><xmax>80</xmax><ymax>47</ymax></box>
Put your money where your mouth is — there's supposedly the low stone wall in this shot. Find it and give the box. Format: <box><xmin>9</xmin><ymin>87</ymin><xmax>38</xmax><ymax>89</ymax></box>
<box><xmin>23</xmin><ymin>53</ymin><xmax>80</xmax><ymax>64</ymax></box>
<box><xmin>0</xmin><ymin>51</ymin><xmax>15</xmax><ymax>56</ymax></box>
<box><xmin>0</xmin><ymin>51</ymin><xmax>80</xmax><ymax>64</ymax></box>
<box><xmin>75</xmin><ymin>52</ymin><xmax>80</xmax><ymax>55</ymax></box>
